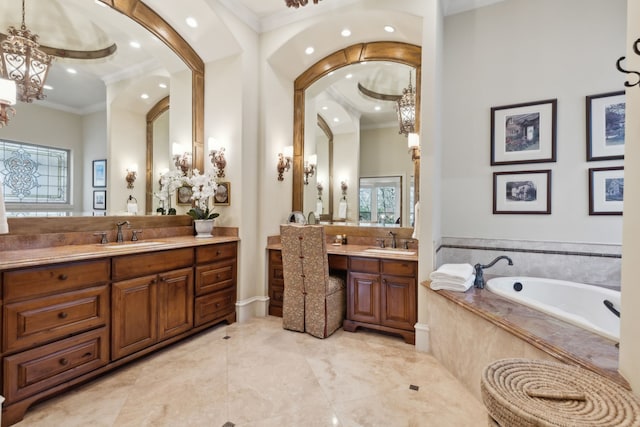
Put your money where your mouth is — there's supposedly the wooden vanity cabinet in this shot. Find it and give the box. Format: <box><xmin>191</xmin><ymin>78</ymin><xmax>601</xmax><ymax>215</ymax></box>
<box><xmin>111</xmin><ymin>249</ymin><xmax>194</xmax><ymax>360</ymax></box>
<box><xmin>194</xmin><ymin>242</ymin><xmax>237</xmax><ymax>326</ymax></box>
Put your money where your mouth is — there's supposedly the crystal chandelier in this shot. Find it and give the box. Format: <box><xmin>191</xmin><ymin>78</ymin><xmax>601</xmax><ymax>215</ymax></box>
<box><xmin>396</xmin><ymin>71</ymin><xmax>416</xmax><ymax>136</ymax></box>
<box><xmin>0</xmin><ymin>0</ymin><xmax>54</xmax><ymax>103</ymax></box>
<box><xmin>285</xmin><ymin>0</ymin><xmax>322</xmax><ymax>8</ymax></box>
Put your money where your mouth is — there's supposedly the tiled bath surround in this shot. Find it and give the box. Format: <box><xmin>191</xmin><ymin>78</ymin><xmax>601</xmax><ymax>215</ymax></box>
<box><xmin>435</xmin><ymin>237</ymin><xmax>621</xmax><ymax>289</ymax></box>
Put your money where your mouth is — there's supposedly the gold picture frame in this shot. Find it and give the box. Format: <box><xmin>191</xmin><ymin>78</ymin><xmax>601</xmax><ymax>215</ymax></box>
<box><xmin>214</xmin><ymin>182</ymin><xmax>230</xmax><ymax>206</ymax></box>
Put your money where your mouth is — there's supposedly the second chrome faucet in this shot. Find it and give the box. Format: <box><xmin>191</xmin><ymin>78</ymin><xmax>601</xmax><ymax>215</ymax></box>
<box><xmin>474</xmin><ymin>255</ymin><xmax>513</xmax><ymax>289</ymax></box>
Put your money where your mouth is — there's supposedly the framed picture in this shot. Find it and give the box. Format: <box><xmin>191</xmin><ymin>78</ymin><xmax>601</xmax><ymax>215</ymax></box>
<box><xmin>589</xmin><ymin>166</ymin><xmax>623</xmax><ymax>215</ymax></box>
<box><xmin>491</xmin><ymin>99</ymin><xmax>557</xmax><ymax>165</ymax></box>
<box><xmin>92</xmin><ymin>159</ymin><xmax>107</xmax><ymax>188</ymax></box>
<box><xmin>586</xmin><ymin>91</ymin><xmax>625</xmax><ymax>161</ymax></box>
<box><xmin>93</xmin><ymin>190</ymin><xmax>106</xmax><ymax>210</ymax></box>
<box><xmin>176</xmin><ymin>186</ymin><xmax>193</xmax><ymax>205</ymax></box>
<box><xmin>493</xmin><ymin>170</ymin><xmax>551</xmax><ymax>214</ymax></box>
<box><xmin>214</xmin><ymin>182</ymin><xmax>230</xmax><ymax>206</ymax></box>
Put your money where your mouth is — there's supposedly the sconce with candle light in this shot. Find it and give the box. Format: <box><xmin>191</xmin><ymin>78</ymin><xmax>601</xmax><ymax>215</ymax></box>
<box><xmin>0</xmin><ymin>78</ymin><xmax>16</xmax><ymax>128</ymax></box>
<box><xmin>277</xmin><ymin>145</ymin><xmax>293</xmax><ymax>181</ymax></box>
<box><xmin>341</xmin><ymin>180</ymin><xmax>348</xmax><ymax>199</ymax></box>
<box><xmin>303</xmin><ymin>154</ymin><xmax>317</xmax><ymax>185</ymax></box>
<box><xmin>208</xmin><ymin>138</ymin><xmax>227</xmax><ymax>178</ymax></box>
<box><xmin>172</xmin><ymin>142</ymin><xmax>192</xmax><ymax>175</ymax></box>
<box><xmin>408</xmin><ymin>132</ymin><xmax>421</xmax><ymax>161</ymax></box>
<box><xmin>125</xmin><ymin>165</ymin><xmax>137</xmax><ymax>189</ymax></box>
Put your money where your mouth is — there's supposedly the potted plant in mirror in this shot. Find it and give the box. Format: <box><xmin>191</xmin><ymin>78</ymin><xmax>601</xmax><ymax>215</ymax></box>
<box><xmin>154</xmin><ymin>169</ymin><xmax>183</xmax><ymax>215</ymax></box>
<box><xmin>184</xmin><ymin>169</ymin><xmax>219</xmax><ymax>237</ymax></box>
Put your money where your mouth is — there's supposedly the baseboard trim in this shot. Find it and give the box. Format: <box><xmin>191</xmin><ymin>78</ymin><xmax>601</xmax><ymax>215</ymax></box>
<box><xmin>236</xmin><ymin>296</ymin><xmax>269</xmax><ymax>322</ymax></box>
<box><xmin>414</xmin><ymin>322</ymin><xmax>430</xmax><ymax>353</ymax></box>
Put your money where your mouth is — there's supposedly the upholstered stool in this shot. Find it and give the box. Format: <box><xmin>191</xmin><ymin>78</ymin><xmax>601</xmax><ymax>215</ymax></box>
<box><xmin>481</xmin><ymin>358</ymin><xmax>640</xmax><ymax>427</ymax></box>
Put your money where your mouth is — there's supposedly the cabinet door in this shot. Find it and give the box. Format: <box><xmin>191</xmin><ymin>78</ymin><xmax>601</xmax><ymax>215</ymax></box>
<box><xmin>158</xmin><ymin>267</ymin><xmax>194</xmax><ymax>341</ymax></box>
<box><xmin>380</xmin><ymin>275</ymin><xmax>416</xmax><ymax>331</ymax></box>
<box><xmin>112</xmin><ymin>275</ymin><xmax>158</xmax><ymax>360</ymax></box>
<box><xmin>347</xmin><ymin>272</ymin><xmax>380</xmax><ymax>324</ymax></box>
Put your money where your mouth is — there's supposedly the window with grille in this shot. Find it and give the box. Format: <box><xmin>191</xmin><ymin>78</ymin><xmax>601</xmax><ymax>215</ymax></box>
<box><xmin>0</xmin><ymin>139</ymin><xmax>70</xmax><ymax>207</ymax></box>
<box><xmin>359</xmin><ymin>176</ymin><xmax>402</xmax><ymax>225</ymax></box>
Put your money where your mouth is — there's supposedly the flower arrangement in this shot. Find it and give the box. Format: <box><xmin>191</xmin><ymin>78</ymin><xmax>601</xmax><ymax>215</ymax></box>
<box><xmin>154</xmin><ymin>169</ymin><xmax>184</xmax><ymax>215</ymax></box>
<box><xmin>183</xmin><ymin>169</ymin><xmax>220</xmax><ymax>220</ymax></box>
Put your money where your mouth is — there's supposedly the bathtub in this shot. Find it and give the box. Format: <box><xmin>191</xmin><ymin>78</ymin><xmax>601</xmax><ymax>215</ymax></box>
<box><xmin>486</xmin><ymin>276</ymin><xmax>620</xmax><ymax>341</ymax></box>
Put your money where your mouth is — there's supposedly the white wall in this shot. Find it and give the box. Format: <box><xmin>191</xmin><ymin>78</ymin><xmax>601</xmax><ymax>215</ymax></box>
<box><xmin>620</xmin><ymin>0</ymin><xmax>640</xmax><ymax>396</ymax></box>
<box><xmin>82</xmin><ymin>111</ymin><xmax>107</xmax><ymax>214</ymax></box>
<box><xmin>151</xmin><ymin>110</ymin><xmax>170</xmax><ymax>214</ymax></box>
<box><xmin>441</xmin><ymin>0</ymin><xmax>626</xmax><ymax>244</ymax></box>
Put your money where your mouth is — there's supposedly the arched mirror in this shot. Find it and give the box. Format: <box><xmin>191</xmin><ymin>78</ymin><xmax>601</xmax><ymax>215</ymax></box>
<box><xmin>293</xmin><ymin>42</ymin><xmax>421</xmax><ymax>227</ymax></box>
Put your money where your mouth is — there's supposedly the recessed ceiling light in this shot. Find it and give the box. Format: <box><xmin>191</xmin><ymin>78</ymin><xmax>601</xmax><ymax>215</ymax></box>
<box><xmin>321</xmin><ymin>106</ymin><xmax>328</xmax><ymax>110</ymax></box>
<box><xmin>129</xmin><ymin>41</ymin><xmax>141</xmax><ymax>49</ymax></box>
<box><xmin>341</xmin><ymin>29</ymin><xmax>351</xmax><ymax>37</ymax></box>
<box><xmin>159</xmin><ymin>83</ymin><xmax>167</xmax><ymax>89</ymax></box>
<box><xmin>333</xmin><ymin>117</ymin><xmax>339</xmax><ymax>123</ymax></box>
<box><xmin>345</xmin><ymin>74</ymin><xmax>353</xmax><ymax>79</ymax></box>
<box><xmin>384</xmin><ymin>25</ymin><xmax>395</xmax><ymax>33</ymax></box>
<box><xmin>43</xmin><ymin>84</ymin><xmax>53</xmax><ymax>90</ymax></box>
<box><xmin>94</xmin><ymin>0</ymin><xmax>107</xmax><ymax>7</ymax></box>
<box><xmin>66</xmin><ymin>68</ymin><xmax>77</xmax><ymax>74</ymax></box>
<box><xmin>374</xmin><ymin>105</ymin><xmax>381</xmax><ymax>111</ymax></box>
<box><xmin>140</xmin><ymin>93</ymin><xmax>149</xmax><ymax>99</ymax></box>
<box><xmin>185</xmin><ymin>17</ymin><xmax>198</xmax><ymax>28</ymax></box>
<box><xmin>305</xmin><ymin>46</ymin><xmax>315</xmax><ymax>55</ymax></box>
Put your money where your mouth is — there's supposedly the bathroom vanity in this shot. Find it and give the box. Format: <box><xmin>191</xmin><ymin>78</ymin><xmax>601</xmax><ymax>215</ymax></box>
<box><xmin>0</xmin><ymin>235</ymin><xmax>238</xmax><ymax>426</ymax></box>
<box><xmin>267</xmin><ymin>242</ymin><xmax>418</xmax><ymax>344</ymax></box>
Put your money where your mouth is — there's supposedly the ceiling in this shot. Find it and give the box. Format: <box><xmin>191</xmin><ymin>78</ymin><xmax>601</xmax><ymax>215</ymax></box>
<box><xmin>0</xmin><ymin>0</ymin><xmax>505</xmax><ymax>115</ymax></box>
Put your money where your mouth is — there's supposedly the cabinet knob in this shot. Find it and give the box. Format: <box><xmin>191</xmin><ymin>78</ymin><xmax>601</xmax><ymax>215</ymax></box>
<box><xmin>215</xmin><ymin>303</ymin><xmax>220</xmax><ymax>308</ymax></box>
<box><xmin>58</xmin><ymin>312</ymin><xmax>68</xmax><ymax>319</ymax></box>
<box><xmin>216</xmin><ymin>250</ymin><xmax>221</xmax><ymax>256</ymax></box>
<box><xmin>58</xmin><ymin>274</ymin><xmax>68</xmax><ymax>280</ymax></box>
<box><xmin>59</xmin><ymin>358</ymin><xmax>69</xmax><ymax>366</ymax></box>
<box><xmin>216</xmin><ymin>274</ymin><xmax>221</xmax><ymax>279</ymax></box>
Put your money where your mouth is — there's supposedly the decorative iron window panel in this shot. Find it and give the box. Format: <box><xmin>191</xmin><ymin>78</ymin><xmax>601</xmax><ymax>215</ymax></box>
<box><xmin>0</xmin><ymin>139</ymin><xmax>70</xmax><ymax>204</ymax></box>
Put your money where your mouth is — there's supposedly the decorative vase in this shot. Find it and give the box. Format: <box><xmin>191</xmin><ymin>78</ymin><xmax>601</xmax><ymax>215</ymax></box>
<box><xmin>194</xmin><ymin>219</ymin><xmax>214</xmax><ymax>238</ymax></box>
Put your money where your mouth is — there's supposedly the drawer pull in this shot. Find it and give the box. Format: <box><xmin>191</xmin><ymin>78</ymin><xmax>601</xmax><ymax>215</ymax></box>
<box><xmin>215</xmin><ymin>303</ymin><xmax>220</xmax><ymax>308</ymax></box>
<box><xmin>58</xmin><ymin>312</ymin><xmax>68</xmax><ymax>319</ymax></box>
<box><xmin>58</xmin><ymin>274</ymin><xmax>68</xmax><ymax>281</ymax></box>
<box><xmin>216</xmin><ymin>274</ymin><xmax>221</xmax><ymax>279</ymax></box>
<box><xmin>59</xmin><ymin>358</ymin><xmax>69</xmax><ymax>366</ymax></box>
<box><xmin>83</xmin><ymin>352</ymin><xmax>93</xmax><ymax>358</ymax></box>
<box><xmin>216</xmin><ymin>250</ymin><xmax>222</xmax><ymax>256</ymax></box>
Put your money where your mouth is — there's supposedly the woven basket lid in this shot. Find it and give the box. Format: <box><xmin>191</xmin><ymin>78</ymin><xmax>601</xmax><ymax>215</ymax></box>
<box><xmin>481</xmin><ymin>358</ymin><xmax>640</xmax><ymax>427</ymax></box>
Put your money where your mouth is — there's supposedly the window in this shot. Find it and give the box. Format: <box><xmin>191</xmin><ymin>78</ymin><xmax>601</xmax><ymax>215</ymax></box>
<box><xmin>359</xmin><ymin>176</ymin><xmax>402</xmax><ymax>225</ymax></box>
<box><xmin>0</xmin><ymin>139</ymin><xmax>70</xmax><ymax>208</ymax></box>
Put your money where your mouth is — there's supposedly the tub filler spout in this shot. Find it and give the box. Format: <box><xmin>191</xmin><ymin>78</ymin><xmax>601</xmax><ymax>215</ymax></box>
<box><xmin>474</xmin><ymin>256</ymin><xmax>513</xmax><ymax>289</ymax></box>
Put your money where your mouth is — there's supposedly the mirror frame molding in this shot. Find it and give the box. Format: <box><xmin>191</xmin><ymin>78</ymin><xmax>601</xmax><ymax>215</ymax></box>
<box><xmin>101</xmin><ymin>0</ymin><xmax>205</xmax><ymax>188</ymax></box>
<box><xmin>292</xmin><ymin>41</ymin><xmax>421</xmax><ymax>213</ymax></box>
<box><xmin>146</xmin><ymin>96</ymin><xmax>170</xmax><ymax>210</ymax></box>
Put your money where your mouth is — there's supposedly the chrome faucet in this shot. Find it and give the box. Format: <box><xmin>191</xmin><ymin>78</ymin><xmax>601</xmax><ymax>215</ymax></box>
<box><xmin>116</xmin><ymin>221</ymin><xmax>130</xmax><ymax>243</ymax></box>
<box><xmin>388</xmin><ymin>231</ymin><xmax>397</xmax><ymax>249</ymax></box>
<box><xmin>474</xmin><ymin>255</ymin><xmax>513</xmax><ymax>289</ymax></box>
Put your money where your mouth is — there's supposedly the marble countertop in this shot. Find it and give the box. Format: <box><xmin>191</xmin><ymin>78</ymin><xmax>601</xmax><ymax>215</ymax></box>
<box><xmin>0</xmin><ymin>235</ymin><xmax>240</xmax><ymax>271</ymax></box>
<box><xmin>266</xmin><ymin>243</ymin><xmax>418</xmax><ymax>262</ymax></box>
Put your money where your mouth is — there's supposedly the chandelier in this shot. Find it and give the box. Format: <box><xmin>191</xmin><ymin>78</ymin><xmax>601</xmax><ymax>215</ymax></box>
<box><xmin>396</xmin><ymin>71</ymin><xmax>416</xmax><ymax>136</ymax></box>
<box><xmin>285</xmin><ymin>0</ymin><xmax>322</xmax><ymax>8</ymax></box>
<box><xmin>0</xmin><ymin>0</ymin><xmax>54</xmax><ymax>103</ymax></box>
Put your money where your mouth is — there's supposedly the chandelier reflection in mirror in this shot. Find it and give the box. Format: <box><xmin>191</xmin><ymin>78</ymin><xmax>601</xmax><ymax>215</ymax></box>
<box><xmin>396</xmin><ymin>71</ymin><xmax>416</xmax><ymax>136</ymax></box>
<box><xmin>0</xmin><ymin>0</ymin><xmax>53</xmax><ymax>103</ymax></box>
<box><xmin>285</xmin><ymin>0</ymin><xmax>322</xmax><ymax>8</ymax></box>
<box><xmin>0</xmin><ymin>78</ymin><xmax>16</xmax><ymax>127</ymax></box>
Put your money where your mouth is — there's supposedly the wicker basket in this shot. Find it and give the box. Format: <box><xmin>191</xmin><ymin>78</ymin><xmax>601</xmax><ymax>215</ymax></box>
<box><xmin>481</xmin><ymin>358</ymin><xmax>640</xmax><ymax>426</ymax></box>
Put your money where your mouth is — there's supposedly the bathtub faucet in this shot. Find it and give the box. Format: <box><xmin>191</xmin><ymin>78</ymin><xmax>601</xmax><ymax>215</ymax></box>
<box><xmin>473</xmin><ymin>256</ymin><xmax>513</xmax><ymax>289</ymax></box>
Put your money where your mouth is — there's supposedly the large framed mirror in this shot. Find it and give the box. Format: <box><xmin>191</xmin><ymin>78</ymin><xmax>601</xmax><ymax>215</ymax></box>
<box><xmin>293</xmin><ymin>42</ymin><xmax>421</xmax><ymax>227</ymax></box>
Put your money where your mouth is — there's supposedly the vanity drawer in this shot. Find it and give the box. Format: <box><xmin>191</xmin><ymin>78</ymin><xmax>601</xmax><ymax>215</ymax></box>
<box><xmin>3</xmin><ymin>327</ymin><xmax>109</xmax><ymax>404</ymax></box>
<box><xmin>4</xmin><ymin>285</ymin><xmax>109</xmax><ymax>353</ymax></box>
<box><xmin>196</xmin><ymin>242</ymin><xmax>237</xmax><ymax>264</ymax></box>
<box><xmin>329</xmin><ymin>254</ymin><xmax>348</xmax><ymax>270</ymax></box>
<box><xmin>381</xmin><ymin>260</ymin><xmax>416</xmax><ymax>277</ymax></box>
<box><xmin>3</xmin><ymin>260</ymin><xmax>110</xmax><ymax>301</ymax></box>
<box><xmin>194</xmin><ymin>288</ymin><xmax>236</xmax><ymax>327</ymax></box>
<box><xmin>269</xmin><ymin>249</ymin><xmax>283</xmax><ymax>265</ymax></box>
<box><xmin>195</xmin><ymin>259</ymin><xmax>236</xmax><ymax>296</ymax></box>
<box><xmin>112</xmin><ymin>248</ymin><xmax>194</xmax><ymax>281</ymax></box>
<box><xmin>349</xmin><ymin>257</ymin><xmax>380</xmax><ymax>274</ymax></box>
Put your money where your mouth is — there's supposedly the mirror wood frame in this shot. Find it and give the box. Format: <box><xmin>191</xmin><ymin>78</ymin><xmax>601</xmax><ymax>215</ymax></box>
<box><xmin>101</xmin><ymin>0</ymin><xmax>205</xmax><ymax>202</ymax></box>
<box><xmin>146</xmin><ymin>96</ymin><xmax>170</xmax><ymax>210</ymax></box>
<box><xmin>292</xmin><ymin>41</ymin><xmax>422</xmax><ymax>218</ymax></box>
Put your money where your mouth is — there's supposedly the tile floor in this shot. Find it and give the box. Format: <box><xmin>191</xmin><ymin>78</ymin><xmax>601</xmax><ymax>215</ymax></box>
<box><xmin>16</xmin><ymin>316</ymin><xmax>487</xmax><ymax>426</ymax></box>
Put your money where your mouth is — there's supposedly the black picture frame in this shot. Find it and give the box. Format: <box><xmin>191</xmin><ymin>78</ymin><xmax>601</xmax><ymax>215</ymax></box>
<box><xmin>589</xmin><ymin>166</ymin><xmax>624</xmax><ymax>215</ymax></box>
<box><xmin>586</xmin><ymin>91</ymin><xmax>625</xmax><ymax>161</ymax></box>
<box><xmin>92</xmin><ymin>159</ymin><xmax>107</xmax><ymax>188</ymax></box>
<box><xmin>491</xmin><ymin>99</ymin><xmax>557</xmax><ymax>165</ymax></box>
<box><xmin>93</xmin><ymin>190</ymin><xmax>106</xmax><ymax>210</ymax></box>
<box><xmin>493</xmin><ymin>170</ymin><xmax>551</xmax><ymax>214</ymax></box>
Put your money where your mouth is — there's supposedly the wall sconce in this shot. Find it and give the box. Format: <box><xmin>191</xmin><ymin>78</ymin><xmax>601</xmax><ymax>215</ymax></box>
<box><xmin>0</xmin><ymin>78</ymin><xmax>17</xmax><ymax>128</ymax></box>
<box><xmin>303</xmin><ymin>154</ymin><xmax>317</xmax><ymax>185</ymax></box>
<box><xmin>408</xmin><ymin>132</ymin><xmax>421</xmax><ymax>161</ymax></box>
<box><xmin>172</xmin><ymin>142</ymin><xmax>192</xmax><ymax>175</ymax></box>
<box><xmin>277</xmin><ymin>145</ymin><xmax>293</xmax><ymax>181</ymax></box>
<box><xmin>209</xmin><ymin>147</ymin><xmax>227</xmax><ymax>178</ymax></box>
<box><xmin>126</xmin><ymin>166</ymin><xmax>137</xmax><ymax>189</ymax></box>
<box><xmin>316</xmin><ymin>181</ymin><xmax>323</xmax><ymax>198</ymax></box>
<box><xmin>341</xmin><ymin>180</ymin><xmax>348</xmax><ymax>198</ymax></box>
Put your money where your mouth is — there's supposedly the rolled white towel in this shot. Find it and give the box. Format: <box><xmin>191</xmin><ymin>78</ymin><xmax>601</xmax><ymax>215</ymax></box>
<box><xmin>430</xmin><ymin>274</ymin><xmax>475</xmax><ymax>292</ymax></box>
<box><xmin>429</xmin><ymin>263</ymin><xmax>474</xmax><ymax>283</ymax></box>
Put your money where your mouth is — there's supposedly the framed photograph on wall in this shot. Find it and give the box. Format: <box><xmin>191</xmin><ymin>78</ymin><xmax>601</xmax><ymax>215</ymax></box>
<box><xmin>93</xmin><ymin>190</ymin><xmax>106</xmax><ymax>210</ymax></box>
<box><xmin>586</xmin><ymin>91</ymin><xmax>625</xmax><ymax>161</ymax></box>
<box><xmin>589</xmin><ymin>166</ymin><xmax>623</xmax><ymax>215</ymax></box>
<box><xmin>491</xmin><ymin>99</ymin><xmax>557</xmax><ymax>165</ymax></box>
<box><xmin>493</xmin><ymin>170</ymin><xmax>551</xmax><ymax>214</ymax></box>
<box><xmin>214</xmin><ymin>182</ymin><xmax>230</xmax><ymax>206</ymax></box>
<box><xmin>92</xmin><ymin>159</ymin><xmax>107</xmax><ymax>188</ymax></box>
<box><xmin>176</xmin><ymin>186</ymin><xmax>193</xmax><ymax>205</ymax></box>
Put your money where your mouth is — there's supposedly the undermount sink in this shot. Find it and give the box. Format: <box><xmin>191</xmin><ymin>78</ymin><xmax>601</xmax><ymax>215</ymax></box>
<box><xmin>95</xmin><ymin>241</ymin><xmax>165</xmax><ymax>249</ymax></box>
<box><xmin>364</xmin><ymin>248</ymin><xmax>416</xmax><ymax>256</ymax></box>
